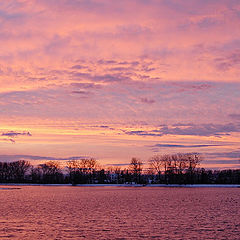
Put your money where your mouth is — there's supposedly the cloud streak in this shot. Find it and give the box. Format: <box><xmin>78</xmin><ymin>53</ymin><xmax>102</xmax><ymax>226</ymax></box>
<box><xmin>208</xmin><ymin>151</ymin><xmax>240</xmax><ymax>159</ymax></box>
<box><xmin>1</xmin><ymin>131</ymin><xmax>32</xmax><ymax>137</ymax></box>
<box><xmin>0</xmin><ymin>155</ymin><xmax>89</xmax><ymax>162</ymax></box>
<box><xmin>124</xmin><ymin>123</ymin><xmax>240</xmax><ymax>137</ymax></box>
<box><xmin>151</xmin><ymin>143</ymin><xmax>221</xmax><ymax>148</ymax></box>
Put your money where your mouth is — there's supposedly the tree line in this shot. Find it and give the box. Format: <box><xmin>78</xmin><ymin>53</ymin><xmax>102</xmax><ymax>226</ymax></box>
<box><xmin>0</xmin><ymin>153</ymin><xmax>239</xmax><ymax>184</ymax></box>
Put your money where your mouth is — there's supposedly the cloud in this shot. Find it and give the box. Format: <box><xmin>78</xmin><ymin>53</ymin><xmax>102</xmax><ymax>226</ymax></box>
<box><xmin>0</xmin><ymin>155</ymin><xmax>88</xmax><ymax>162</ymax></box>
<box><xmin>203</xmin><ymin>160</ymin><xmax>240</xmax><ymax>165</ymax></box>
<box><xmin>70</xmin><ymin>82</ymin><xmax>102</xmax><ymax>89</ymax></box>
<box><xmin>124</xmin><ymin>123</ymin><xmax>240</xmax><ymax>137</ymax></box>
<box><xmin>208</xmin><ymin>151</ymin><xmax>240</xmax><ymax>159</ymax></box>
<box><xmin>156</xmin><ymin>123</ymin><xmax>240</xmax><ymax>137</ymax></box>
<box><xmin>124</xmin><ymin>130</ymin><xmax>162</xmax><ymax>137</ymax></box>
<box><xmin>71</xmin><ymin>90</ymin><xmax>90</xmax><ymax>95</ymax></box>
<box><xmin>105</xmin><ymin>163</ymin><xmax>129</xmax><ymax>167</ymax></box>
<box><xmin>229</xmin><ymin>114</ymin><xmax>240</xmax><ymax>120</ymax></box>
<box><xmin>71</xmin><ymin>72</ymin><xmax>90</xmax><ymax>79</ymax></box>
<box><xmin>71</xmin><ymin>64</ymin><xmax>87</xmax><ymax>70</ymax></box>
<box><xmin>71</xmin><ymin>71</ymin><xmax>132</xmax><ymax>83</ymax></box>
<box><xmin>91</xmin><ymin>73</ymin><xmax>132</xmax><ymax>83</ymax></box>
<box><xmin>109</xmin><ymin>67</ymin><xmax>131</xmax><ymax>72</ymax></box>
<box><xmin>2</xmin><ymin>138</ymin><xmax>15</xmax><ymax>143</ymax></box>
<box><xmin>140</xmin><ymin>97</ymin><xmax>155</xmax><ymax>104</ymax></box>
<box><xmin>214</xmin><ymin>50</ymin><xmax>240</xmax><ymax>71</ymax></box>
<box><xmin>151</xmin><ymin>143</ymin><xmax>221</xmax><ymax>148</ymax></box>
<box><xmin>98</xmin><ymin>125</ymin><xmax>110</xmax><ymax>128</ymax></box>
<box><xmin>171</xmin><ymin>83</ymin><xmax>213</xmax><ymax>93</ymax></box>
<box><xmin>1</xmin><ymin>131</ymin><xmax>32</xmax><ymax>143</ymax></box>
<box><xmin>98</xmin><ymin>59</ymin><xmax>118</xmax><ymax>65</ymax></box>
<box><xmin>1</xmin><ymin>131</ymin><xmax>32</xmax><ymax>137</ymax></box>
<box><xmin>90</xmin><ymin>125</ymin><xmax>115</xmax><ymax>130</ymax></box>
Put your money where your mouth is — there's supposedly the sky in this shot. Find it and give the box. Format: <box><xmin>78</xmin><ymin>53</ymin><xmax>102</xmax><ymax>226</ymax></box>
<box><xmin>0</xmin><ymin>0</ymin><xmax>240</xmax><ymax>169</ymax></box>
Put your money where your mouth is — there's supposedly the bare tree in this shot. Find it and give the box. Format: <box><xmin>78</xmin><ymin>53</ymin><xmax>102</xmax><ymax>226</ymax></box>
<box><xmin>149</xmin><ymin>155</ymin><xmax>163</xmax><ymax>182</ymax></box>
<box><xmin>67</xmin><ymin>158</ymin><xmax>98</xmax><ymax>184</ymax></box>
<box><xmin>184</xmin><ymin>153</ymin><xmax>202</xmax><ymax>183</ymax></box>
<box><xmin>67</xmin><ymin>160</ymin><xmax>80</xmax><ymax>184</ymax></box>
<box><xmin>148</xmin><ymin>153</ymin><xmax>203</xmax><ymax>184</ymax></box>
<box><xmin>86</xmin><ymin>158</ymin><xmax>97</xmax><ymax>173</ymax></box>
<box><xmin>39</xmin><ymin>161</ymin><xmax>63</xmax><ymax>183</ymax></box>
<box><xmin>14</xmin><ymin>160</ymin><xmax>31</xmax><ymax>182</ymax></box>
<box><xmin>129</xmin><ymin>158</ymin><xmax>143</xmax><ymax>184</ymax></box>
<box><xmin>174</xmin><ymin>153</ymin><xmax>188</xmax><ymax>175</ymax></box>
<box><xmin>185</xmin><ymin>153</ymin><xmax>202</xmax><ymax>171</ymax></box>
<box><xmin>0</xmin><ymin>160</ymin><xmax>30</xmax><ymax>182</ymax></box>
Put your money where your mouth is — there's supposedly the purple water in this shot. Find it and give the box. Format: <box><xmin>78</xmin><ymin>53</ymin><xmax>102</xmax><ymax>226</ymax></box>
<box><xmin>0</xmin><ymin>186</ymin><xmax>239</xmax><ymax>239</ymax></box>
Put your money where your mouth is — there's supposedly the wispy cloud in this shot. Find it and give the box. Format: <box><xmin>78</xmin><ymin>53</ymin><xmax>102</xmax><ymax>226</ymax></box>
<box><xmin>2</xmin><ymin>138</ymin><xmax>16</xmax><ymax>143</ymax></box>
<box><xmin>70</xmin><ymin>82</ymin><xmax>102</xmax><ymax>89</ymax></box>
<box><xmin>71</xmin><ymin>90</ymin><xmax>91</xmax><ymax>95</ymax></box>
<box><xmin>0</xmin><ymin>155</ymin><xmax>88</xmax><ymax>162</ymax></box>
<box><xmin>203</xmin><ymin>160</ymin><xmax>240</xmax><ymax>165</ymax></box>
<box><xmin>150</xmin><ymin>143</ymin><xmax>221</xmax><ymax>148</ymax></box>
<box><xmin>124</xmin><ymin>123</ymin><xmax>240</xmax><ymax>137</ymax></box>
<box><xmin>158</xmin><ymin>124</ymin><xmax>240</xmax><ymax>137</ymax></box>
<box><xmin>140</xmin><ymin>97</ymin><xmax>155</xmax><ymax>104</ymax></box>
<box><xmin>2</xmin><ymin>131</ymin><xmax>32</xmax><ymax>137</ymax></box>
<box><xmin>124</xmin><ymin>130</ymin><xmax>162</xmax><ymax>137</ymax></box>
<box><xmin>208</xmin><ymin>150</ymin><xmax>240</xmax><ymax>159</ymax></box>
<box><xmin>229</xmin><ymin>114</ymin><xmax>240</xmax><ymax>120</ymax></box>
<box><xmin>214</xmin><ymin>50</ymin><xmax>240</xmax><ymax>71</ymax></box>
<box><xmin>171</xmin><ymin>83</ymin><xmax>213</xmax><ymax>93</ymax></box>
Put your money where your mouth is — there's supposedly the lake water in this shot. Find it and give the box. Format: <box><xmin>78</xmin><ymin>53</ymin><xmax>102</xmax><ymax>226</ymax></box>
<box><xmin>0</xmin><ymin>186</ymin><xmax>239</xmax><ymax>239</ymax></box>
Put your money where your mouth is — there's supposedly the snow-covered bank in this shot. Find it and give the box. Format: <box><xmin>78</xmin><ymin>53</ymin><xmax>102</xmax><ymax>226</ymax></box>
<box><xmin>75</xmin><ymin>184</ymin><xmax>240</xmax><ymax>188</ymax></box>
<box><xmin>0</xmin><ymin>183</ymin><xmax>239</xmax><ymax>188</ymax></box>
<box><xmin>0</xmin><ymin>187</ymin><xmax>21</xmax><ymax>190</ymax></box>
<box><xmin>76</xmin><ymin>184</ymin><xmax>240</xmax><ymax>188</ymax></box>
<box><xmin>147</xmin><ymin>184</ymin><xmax>240</xmax><ymax>188</ymax></box>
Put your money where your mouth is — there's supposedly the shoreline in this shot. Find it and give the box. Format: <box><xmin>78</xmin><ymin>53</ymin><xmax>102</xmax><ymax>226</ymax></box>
<box><xmin>0</xmin><ymin>183</ymin><xmax>239</xmax><ymax>188</ymax></box>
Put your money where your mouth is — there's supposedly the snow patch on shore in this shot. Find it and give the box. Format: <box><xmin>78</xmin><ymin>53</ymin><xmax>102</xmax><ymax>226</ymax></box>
<box><xmin>0</xmin><ymin>183</ymin><xmax>239</xmax><ymax>188</ymax></box>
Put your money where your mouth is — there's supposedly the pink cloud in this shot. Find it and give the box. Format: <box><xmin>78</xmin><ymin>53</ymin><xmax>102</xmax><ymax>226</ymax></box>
<box><xmin>0</xmin><ymin>0</ymin><xmax>240</xmax><ymax>167</ymax></box>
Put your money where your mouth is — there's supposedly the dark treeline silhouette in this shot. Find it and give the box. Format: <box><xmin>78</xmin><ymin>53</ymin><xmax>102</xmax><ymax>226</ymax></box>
<box><xmin>0</xmin><ymin>153</ymin><xmax>239</xmax><ymax>184</ymax></box>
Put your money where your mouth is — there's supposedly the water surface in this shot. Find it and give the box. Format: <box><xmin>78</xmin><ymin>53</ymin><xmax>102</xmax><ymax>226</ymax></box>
<box><xmin>0</xmin><ymin>186</ymin><xmax>239</xmax><ymax>239</ymax></box>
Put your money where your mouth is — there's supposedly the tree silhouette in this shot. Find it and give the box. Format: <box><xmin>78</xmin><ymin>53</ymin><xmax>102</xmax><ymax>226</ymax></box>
<box><xmin>129</xmin><ymin>158</ymin><xmax>143</xmax><ymax>183</ymax></box>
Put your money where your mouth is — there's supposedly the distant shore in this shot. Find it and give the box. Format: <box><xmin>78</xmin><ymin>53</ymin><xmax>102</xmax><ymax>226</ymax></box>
<box><xmin>0</xmin><ymin>183</ymin><xmax>239</xmax><ymax>188</ymax></box>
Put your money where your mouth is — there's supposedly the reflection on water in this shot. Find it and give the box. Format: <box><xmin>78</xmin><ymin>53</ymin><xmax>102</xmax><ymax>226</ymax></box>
<box><xmin>0</xmin><ymin>186</ymin><xmax>239</xmax><ymax>239</ymax></box>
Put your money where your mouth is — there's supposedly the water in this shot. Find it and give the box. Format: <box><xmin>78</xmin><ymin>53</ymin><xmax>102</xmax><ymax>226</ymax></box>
<box><xmin>0</xmin><ymin>186</ymin><xmax>239</xmax><ymax>239</ymax></box>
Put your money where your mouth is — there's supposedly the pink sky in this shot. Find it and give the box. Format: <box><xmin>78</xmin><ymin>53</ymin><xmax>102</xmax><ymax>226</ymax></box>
<box><xmin>0</xmin><ymin>0</ymin><xmax>240</xmax><ymax>169</ymax></box>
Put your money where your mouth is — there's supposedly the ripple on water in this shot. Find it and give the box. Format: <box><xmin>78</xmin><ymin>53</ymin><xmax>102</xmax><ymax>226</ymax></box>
<box><xmin>0</xmin><ymin>186</ymin><xmax>239</xmax><ymax>239</ymax></box>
